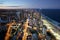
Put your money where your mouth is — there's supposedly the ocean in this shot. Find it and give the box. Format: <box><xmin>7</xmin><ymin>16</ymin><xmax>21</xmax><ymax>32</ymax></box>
<box><xmin>41</xmin><ymin>9</ymin><xmax>60</xmax><ymax>23</ymax></box>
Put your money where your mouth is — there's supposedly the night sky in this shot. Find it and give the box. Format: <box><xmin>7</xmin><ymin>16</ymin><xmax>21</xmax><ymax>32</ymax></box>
<box><xmin>0</xmin><ymin>0</ymin><xmax>60</xmax><ymax>9</ymax></box>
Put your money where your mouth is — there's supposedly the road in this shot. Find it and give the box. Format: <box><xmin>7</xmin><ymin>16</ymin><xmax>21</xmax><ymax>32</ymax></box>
<box><xmin>22</xmin><ymin>19</ymin><xmax>29</xmax><ymax>40</ymax></box>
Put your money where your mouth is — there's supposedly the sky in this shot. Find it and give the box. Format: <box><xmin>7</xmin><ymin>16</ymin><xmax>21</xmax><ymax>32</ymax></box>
<box><xmin>0</xmin><ymin>0</ymin><xmax>60</xmax><ymax>9</ymax></box>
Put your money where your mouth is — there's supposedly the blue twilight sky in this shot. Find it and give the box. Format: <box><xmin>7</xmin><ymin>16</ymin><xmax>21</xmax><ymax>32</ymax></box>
<box><xmin>0</xmin><ymin>0</ymin><xmax>60</xmax><ymax>9</ymax></box>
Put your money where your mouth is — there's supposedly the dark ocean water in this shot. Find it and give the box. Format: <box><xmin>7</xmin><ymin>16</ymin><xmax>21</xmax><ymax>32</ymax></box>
<box><xmin>41</xmin><ymin>9</ymin><xmax>60</xmax><ymax>23</ymax></box>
